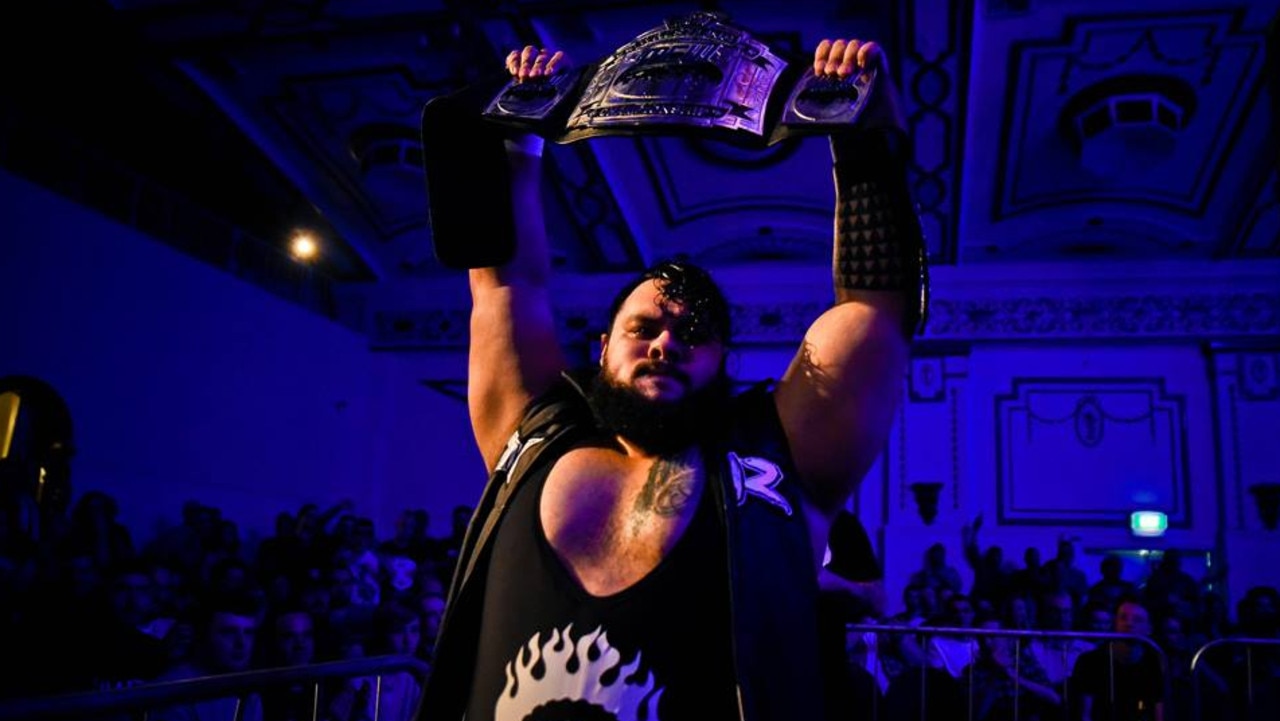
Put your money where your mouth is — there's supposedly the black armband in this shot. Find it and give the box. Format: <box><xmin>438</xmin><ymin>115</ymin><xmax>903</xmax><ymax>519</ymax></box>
<box><xmin>831</xmin><ymin>129</ymin><xmax>930</xmax><ymax>337</ymax></box>
<box><xmin>420</xmin><ymin>74</ymin><xmax>519</xmax><ymax>269</ymax></box>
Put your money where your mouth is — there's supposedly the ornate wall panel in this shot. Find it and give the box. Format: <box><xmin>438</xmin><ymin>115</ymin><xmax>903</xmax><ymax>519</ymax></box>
<box><xmin>894</xmin><ymin>354</ymin><xmax>970</xmax><ymax>526</ymax></box>
<box><xmin>995</xmin><ymin>377</ymin><xmax>1190</xmax><ymax>526</ymax></box>
<box><xmin>1209</xmin><ymin>347</ymin><xmax>1280</xmax><ymax>530</ymax></box>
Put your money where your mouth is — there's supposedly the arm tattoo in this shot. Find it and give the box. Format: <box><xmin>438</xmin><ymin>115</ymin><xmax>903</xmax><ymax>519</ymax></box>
<box><xmin>631</xmin><ymin>457</ymin><xmax>697</xmax><ymax>534</ymax></box>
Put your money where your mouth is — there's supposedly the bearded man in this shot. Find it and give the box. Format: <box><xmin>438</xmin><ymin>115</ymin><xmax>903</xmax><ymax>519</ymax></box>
<box><xmin>421</xmin><ymin>21</ymin><xmax>926</xmax><ymax>721</ymax></box>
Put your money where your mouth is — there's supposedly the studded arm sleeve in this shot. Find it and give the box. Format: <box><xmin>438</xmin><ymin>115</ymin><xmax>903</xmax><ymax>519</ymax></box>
<box><xmin>831</xmin><ymin>130</ymin><xmax>930</xmax><ymax>337</ymax></box>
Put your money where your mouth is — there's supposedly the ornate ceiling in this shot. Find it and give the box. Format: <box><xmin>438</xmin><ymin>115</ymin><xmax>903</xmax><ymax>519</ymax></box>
<box><xmin>3</xmin><ymin>0</ymin><xmax>1278</xmax><ymax>349</ymax></box>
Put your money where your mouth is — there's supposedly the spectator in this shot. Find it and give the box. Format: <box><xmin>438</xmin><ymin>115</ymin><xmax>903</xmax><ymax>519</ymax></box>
<box><xmin>818</xmin><ymin>508</ymin><xmax>884</xmax><ymax>721</ymax></box>
<box><xmin>1042</xmin><ymin>538</ymin><xmax>1088</xmax><ymax>609</ymax></box>
<box><xmin>1009</xmin><ymin>546</ymin><xmax>1047</xmax><ymax>602</ymax></box>
<box><xmin>414</xmin><ymin>587</ymin><xmax>446</xmax><ymax>666</ymax></box>
<box><xmin>81</xmin><ymin>560</ymin><xmax>172</xmax><ymax>692</ymax></box>
<box><xmin>911</xmin><ymin>542</ymin><xmax>964</xmax><ymax>599</ymax></box>
<box><xmin>1088</xmin><ymin>554</ymin><xmax>1138</xmax><ymax>611</ymax></box>
<box><xmin>259</xmin><ymin>607</ymin><xmax>319</xmax><ymax>721</ymax></box>
<box><xmin>1029</xmin><ymin>590</ymin><xmax>1094</xmax><ymax>693</ymax></box>
<box><xmin>1142</xmin><ymin>549</ymin><xmax>1201</xmax><ymax>623</ymax></box>
<box><xmin>926</xmin><ymin>593</ymin><xmax>979</xmax><ymax>679</ymax></box>
<box><xmin>329</xmin><ymin>603</ymin><xmax>423</xmax><ymax>721</ymax></box>
<box><xmin>962</xmin><ymin>514</ymin><xmax>1014</xmax><ymax>607</ymax></box>
<box><xmin>152</xmin><ymin>590</ymin><xmax>264</xmax><ymax>721</ymax></box>
<box><xmin>1225</xmin><ymin>585</ymin><xmax>1280</xmax><ymax>721</ymax></box>
<box><xmin>967</xmin><ymin>616</ymin><xmax>1062</xmax><ymax>721</ymax></box>
<box><xmin>1070</xmin><ymin>597</ymin><xmax>1164</xmax><ymax>721</ymax></box>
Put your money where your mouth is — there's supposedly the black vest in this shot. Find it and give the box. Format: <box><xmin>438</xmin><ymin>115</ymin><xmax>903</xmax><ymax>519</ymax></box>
<box><xmin>463</xmin><ymin>440</ymin><xmax>736</xmax><ymax>720</ymax></box>
<box><xmin>423</xmin><ymin>371</ymin><xmax>824</xmax><ymax>721</ymax></box>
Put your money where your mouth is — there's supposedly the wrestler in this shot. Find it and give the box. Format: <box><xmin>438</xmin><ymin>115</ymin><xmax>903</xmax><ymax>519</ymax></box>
<box><xmin>421</xmin><ymin>27</ymin><xmax>926</xmax><ymax>721</ymax></box>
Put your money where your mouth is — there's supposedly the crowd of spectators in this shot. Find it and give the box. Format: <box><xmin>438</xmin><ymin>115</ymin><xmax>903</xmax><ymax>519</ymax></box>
<box><xmin>1</xmin><ymin>490</ymin><xmax>1276</xmax><ymax>721</ymax></box>
<box><xmin>0</xmin><ymin>489</ymin><xmax>468</xmax><ymax>720</ymax></box>
<box><xmin>825</xmin><ymin>515</ymin><xmax>1280</xmax><ymax>721</ymax></box>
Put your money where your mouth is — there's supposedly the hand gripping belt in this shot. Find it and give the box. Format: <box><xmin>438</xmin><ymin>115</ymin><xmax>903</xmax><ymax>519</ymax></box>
<box><xmin>420</xmin><ymin>7</ymin><xmax>929</xmax><ymax>335</ymax></box>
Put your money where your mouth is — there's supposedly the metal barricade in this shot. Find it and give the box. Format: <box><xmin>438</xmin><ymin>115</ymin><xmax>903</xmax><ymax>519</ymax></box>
<box><xmin>844</xmin><ymin>623</ymin><xmax>1170</xmax><ymax>721</ymax></box>
<box><xmin>0</xmin><ymin>654</ymin><xmax>430</xmax><ymax>721</ymax></box>
<box><xmin>1189</xmin><ymin>636</ymin><xmax>1280</xmax><ymax>721</ymax></box>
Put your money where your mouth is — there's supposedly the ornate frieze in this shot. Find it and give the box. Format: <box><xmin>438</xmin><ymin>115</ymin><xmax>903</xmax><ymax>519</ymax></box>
<box><xmin>370</xmin><ymin>289</ymin><xmax>1280</xmax><ymax>349</ymax></box>
<box><xmin>924</xmin><ymin>291</ymin><xmax>1280</xmax><ymax>340</ymax></box>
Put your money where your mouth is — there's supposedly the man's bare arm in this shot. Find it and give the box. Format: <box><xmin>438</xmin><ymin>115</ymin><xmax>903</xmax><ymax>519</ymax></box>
<box><xmin>468</xmin><ymin>47</ymin><xmax>570</xmax><ymax>472</ymax></box>
<box><xmin>775</xmin><ymin>38</ymin><xmax>920</xmax><ymax>512</ymax></box>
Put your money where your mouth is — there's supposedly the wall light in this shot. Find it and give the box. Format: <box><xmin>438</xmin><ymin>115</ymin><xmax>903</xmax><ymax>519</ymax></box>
<box><xmin>290</xmin><ymin>231</ymin><xmax>319</xmax><ymax>262</ymax></box>
<box><xmin>1130</xmin><ymin>510</ymin><xmax>1168</xmax><ymax>538</ymax></box>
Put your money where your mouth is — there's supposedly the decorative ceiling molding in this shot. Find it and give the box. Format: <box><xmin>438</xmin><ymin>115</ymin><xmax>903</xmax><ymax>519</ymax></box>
<box><xmin>998</xmin><ymin>9</ymin><xmax>1267</xmax><ymax>217</ymax></box>
<box><xmin>271</xmin><ymin>65</ymin><xmax>437</xmax><ymax>238</ymax></box>
<box><xmin>8</xmin><ymin>0</ymin><xmax>1278</xmax><ymax>335</ymax></box>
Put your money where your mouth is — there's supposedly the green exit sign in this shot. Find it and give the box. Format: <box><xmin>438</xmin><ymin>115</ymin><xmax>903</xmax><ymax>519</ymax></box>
<box><xmin>1130</xmin><ymin>511</ymin><xmax>1168</xmax><ymax>537</ymax></box>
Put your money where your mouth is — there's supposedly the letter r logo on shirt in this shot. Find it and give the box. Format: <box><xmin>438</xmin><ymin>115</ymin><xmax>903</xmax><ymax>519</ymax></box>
<box><xmin>727</xmin><ymin>452</ymin><xmax>791</xmax><ymax>515</ymax></box>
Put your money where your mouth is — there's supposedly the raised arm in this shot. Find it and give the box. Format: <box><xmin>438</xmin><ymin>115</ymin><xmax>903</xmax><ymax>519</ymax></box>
<box><xmin>467</xmin><ymin>46</ymin><xmax>570</xmax><ymax>472</ymax></box>
<box><xmin>775</xmin><ymin>38</ymin><xmax>923</xmax><ymax>512</ymax></box>
<box><xmin>962</xmin><ymin>514</ymin><xmax>983</xmax><ymax>570</ymax></box>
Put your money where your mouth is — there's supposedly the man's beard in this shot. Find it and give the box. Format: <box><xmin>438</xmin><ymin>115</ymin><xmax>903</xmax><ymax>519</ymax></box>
<box><xmin>587</xmin><ymin>362</ymin><xmax>732</xmax><ymax>457</ymax></box>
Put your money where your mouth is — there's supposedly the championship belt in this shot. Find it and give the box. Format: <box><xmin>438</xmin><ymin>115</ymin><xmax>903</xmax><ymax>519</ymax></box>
<box><xmin>480</xmin><ymin>10</ymin><xmax>906</xmax><ymax>146</ymax></box>
<box><xmin>420</xmin><ymin>10</ymin><xmax>909</xmax><ymax>268</ymax></box>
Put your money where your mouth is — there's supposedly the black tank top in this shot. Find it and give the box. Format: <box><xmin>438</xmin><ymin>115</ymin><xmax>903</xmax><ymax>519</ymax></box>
<box><xmin>464</xmin><ymin>448</ymin><xmax>739</xmax><ymax>721</ymax></box>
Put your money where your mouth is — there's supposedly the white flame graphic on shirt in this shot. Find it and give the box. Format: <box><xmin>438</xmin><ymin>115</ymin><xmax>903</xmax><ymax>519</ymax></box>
<box><xmin>494</xmin><ymin>624</ymin><xmax>664</xmax><ymax>721</ymax></box>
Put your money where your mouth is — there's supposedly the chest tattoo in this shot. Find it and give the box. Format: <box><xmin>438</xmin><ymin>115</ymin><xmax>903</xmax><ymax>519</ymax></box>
<box><xmin>630</xmin><ymin>456</ymin><xmax>697</xmax><ymax>536</ymax></box>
